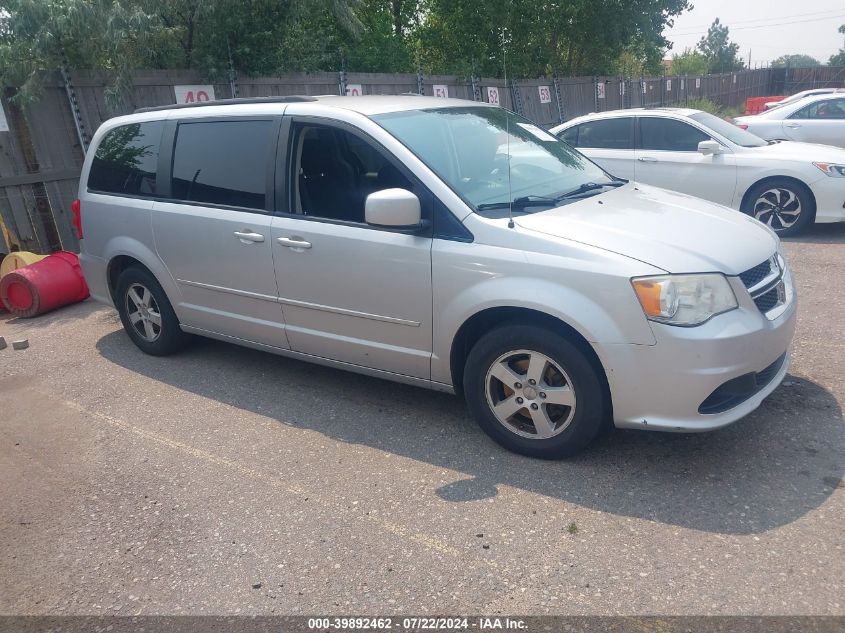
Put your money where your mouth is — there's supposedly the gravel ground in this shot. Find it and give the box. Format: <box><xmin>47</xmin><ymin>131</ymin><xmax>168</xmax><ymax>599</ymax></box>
<box><xmin>1</xmin><ymin>225</ymin><xmax>843</xmax><ymax>616</ymax></box>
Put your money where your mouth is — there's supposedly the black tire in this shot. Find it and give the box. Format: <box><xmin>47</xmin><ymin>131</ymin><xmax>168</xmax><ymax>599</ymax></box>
<box><xmin>115</xmin><ymin>265</ymin><xmax>187</xmax><ymax>356</ymax></box>
<box><xmin>463</xmin><ymin>324</ymin><xmax>607</xmax><ymax>459</ymax></box>
<box><xmin>742</xmin><ymin>179</ymin><xmax>815</xmax><ymax>237</ymax></box>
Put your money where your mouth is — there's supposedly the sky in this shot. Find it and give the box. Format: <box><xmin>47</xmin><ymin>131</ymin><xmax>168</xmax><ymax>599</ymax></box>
<box><xmin>663</xmin><ymin>0</ymin><xmax>845</xmax><ymax>66</ymax></box>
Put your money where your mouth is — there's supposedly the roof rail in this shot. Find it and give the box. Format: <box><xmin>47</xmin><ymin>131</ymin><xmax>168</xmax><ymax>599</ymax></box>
<box><xmin>134</xmin><ymin>95</ymin><xmax>319</xmax><ymax>114</ymax></box>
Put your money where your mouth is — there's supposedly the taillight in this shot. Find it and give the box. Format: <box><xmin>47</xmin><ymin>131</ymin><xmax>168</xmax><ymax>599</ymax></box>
<box><xmin>737</xmin><ymin>124</ymin><xmax>748</xmax><ymax>130</ymax></box>
<box><xmin>71</xmin><ymin>198</ymin><xmax>83</xmax><ymax>239</ymax></box>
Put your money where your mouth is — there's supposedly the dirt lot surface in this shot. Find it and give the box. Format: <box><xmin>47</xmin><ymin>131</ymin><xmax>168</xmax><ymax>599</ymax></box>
<box><xmin>1</xmin><ymin>225</ymin><xmax>843</xmax><ymax>615</ymax></box>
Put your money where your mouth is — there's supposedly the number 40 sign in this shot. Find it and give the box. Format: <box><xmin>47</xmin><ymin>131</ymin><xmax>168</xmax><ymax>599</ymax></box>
<box><xmin>174</xmin><ymin>85</ymin><xmax>215</xmax><ymax>104</ymax></box>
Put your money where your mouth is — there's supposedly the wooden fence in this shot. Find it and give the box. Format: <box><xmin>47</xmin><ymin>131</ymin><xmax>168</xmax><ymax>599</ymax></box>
<box><xmin>1</xmin><ymin>66</ymin><xmax>839</xmax><ymax>255</ymax></box>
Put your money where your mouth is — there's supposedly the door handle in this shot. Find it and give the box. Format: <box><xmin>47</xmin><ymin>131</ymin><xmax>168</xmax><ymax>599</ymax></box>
<box><xmin>785</xmin><ymin>123</ymin><xmax>801</xmax><ymax>129</ymax></box>
<box><xmin>638</xmin><ymin>156</ymin><xmax>658</xmax><ymax>163</ymax></box>
<box><xmin>233</xmin><ymin>230</ymin><xmax>265</xmax><ymax>243</ymax></box>
<box><xmin>277</xmin><ymin>236</ymin><xmax>312</xmax><ymax>250</ymax></box>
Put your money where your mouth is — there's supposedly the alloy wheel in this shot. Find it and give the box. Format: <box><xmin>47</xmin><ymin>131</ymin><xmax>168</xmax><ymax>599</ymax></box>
<box><xmin>484</xmin><ymin>349</ymin><xmax>577</xmax><ymax>439</ymax></box>
<box><xmin>752</xmin><ymin>188</ymin><xmax>802</xmax><ymax>231</ymax></box>
<box><xmin>125</xmin><ymin>283</ymin><xmax>162</xmax><ymax>342</ymax></box>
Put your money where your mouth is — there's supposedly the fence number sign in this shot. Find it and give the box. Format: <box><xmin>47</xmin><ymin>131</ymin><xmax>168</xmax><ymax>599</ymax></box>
<box><xmin>487</xmin><ymin>86</ymin><xmax>500</xmax><ymax>105</ymax></box>
<box><xmin>696</xmin><ymin>77</ymin><xmax>701</xmax><ymax>89</ymax></box>
<box><xmin>174</xmin><ymin>85</ymin><xmax>215</xmax><ymax>104</ymax></box>
<box><xmin>642</xmin><ymin>81</ymin><xmax>647</xmax><ymax>94</ymax></box>
<box><xmin>619</xmin><ymin>82</ymin><xmax>626</xmax><ymax>97</ymax></box>
<box><xmin>538</xmin><ymin>85</ymin><xmax>552</xmax><ymax>104</ymax></box>
<box><xmin>0</xmin><ymin>103</ymin><xmax>8</xmax><ymax>132</ymax></box>
<box><xmin>680</xmin><ymin>79</ymin><xmax>685</xmax><ymax>91</ymax></box>
<box><xmin>345</xmin><ymin>84</ymin><xmax>363</xmax><ymax>96</ymax></box>
<box><xmin>596</xmin><ymin>82</ymin><xmax>605</xmax><ymax>99</ymax></box>
<box><xmin>433</xmin><ymin>85</ymin><xmax>449</xmax><ymax>98</ymax></box>
<box><xmin>733</xmin><ymin>74</ymin><xmax>737</xmax><ymax>84</ymax></box>
<box><xmin>666</xmin><ymin>79</ymin><xmax>672</xmax><ymax>91</ymax></box>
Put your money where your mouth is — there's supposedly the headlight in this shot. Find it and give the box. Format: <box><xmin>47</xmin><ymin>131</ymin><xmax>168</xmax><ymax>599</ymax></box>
<box><xmin>813</xmin><ymin>162</ymin><xmax>845</xmax><ymax>177</ymax></box>
<box><xmin>632</xmin><ymin>274</ymin><xmax>738</xmax><ymax>326</ymax></box>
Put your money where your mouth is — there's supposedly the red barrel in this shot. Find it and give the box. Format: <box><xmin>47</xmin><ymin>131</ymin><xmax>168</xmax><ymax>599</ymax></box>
<box><xmin>0</xmin><ymin>251</ymin><xmax>89</xmax><ymax>317</ymax></box>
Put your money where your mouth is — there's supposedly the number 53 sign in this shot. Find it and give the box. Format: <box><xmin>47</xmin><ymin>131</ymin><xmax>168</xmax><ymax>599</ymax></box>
<box><xmin>538</xmin><ymin>86</ymin><xmax>552</xmax><ymax>104</ymax></box>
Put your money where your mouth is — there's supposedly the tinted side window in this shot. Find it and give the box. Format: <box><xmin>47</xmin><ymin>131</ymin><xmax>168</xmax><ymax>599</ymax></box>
<box><xmin>640</xmin><ymin>118</ymin><xmax>709</xmax><ymax>152</ymax></box>
<box><xmin>576</xmin><ymin>118</ymin><xmax>633</xmax><ymax>149</ymax></box>
<box><xmin>171</xmin><ymin>120</ymin><xmax>273</xmax><ymax>210</ymax></box>
<box><xmin>88</xmin><ymin>121</ymin><xmax>163</xmax><ymax>196</ymax></box>
<box><xmin>559</xmin><ymin>126</ymin><xmax>579</xmax><ymax>146</ymax></box>
<box><xmin>793</xmin><ymin>98</ymin><xmax>845</xmax><ymax>120</ymax></box>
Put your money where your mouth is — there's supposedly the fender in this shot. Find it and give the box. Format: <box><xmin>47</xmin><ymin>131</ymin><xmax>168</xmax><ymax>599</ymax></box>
<box><xmin>103</xmin><ymin>236</ymin><xmax>184</xmax><ymax>318</ymax></box>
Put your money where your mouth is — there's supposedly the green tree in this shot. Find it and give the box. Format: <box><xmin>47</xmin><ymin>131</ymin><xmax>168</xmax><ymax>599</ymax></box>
<box><xmin>771</xmin><ymin>54</ymin><xmax>821</xmax><ymax>68</ymax></box>
<box><xmin>415</xmin><ymin>0</ymin><xmax>691</xmax><ymax>77</ymax></box>
<box><xmin>670</xmin><ymin>48</ymin><xmax>709</xmax><ymax>75</ymax></box>
<box><xmin>0</xmin><ymin>0</ymin><xmax>365</xmax><ymax>104</ymax></box>
<box><xmin>697</xmin><ymin>18</ymin><xmax>744</xmax><ymax>73</ymax></box>
<box><xmin>830</xmin><ymin>25</ymin><xmax>845</xmax><ymax>66</ymax></box>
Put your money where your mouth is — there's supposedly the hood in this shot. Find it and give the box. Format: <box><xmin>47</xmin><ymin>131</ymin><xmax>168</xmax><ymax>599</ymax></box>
<box><xmin>739</xmin><ymin>140</ymin><xmax>845</xmax><ymax>162</ymax></box>
<box><xmin>515</xmin><ymin>184</ymin><xmax>777</xmax><ymax>275</ymax></box>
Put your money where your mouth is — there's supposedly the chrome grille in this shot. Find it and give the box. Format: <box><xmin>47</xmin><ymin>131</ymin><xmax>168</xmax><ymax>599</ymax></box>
<box><xmin>739</xmin><ymin>254</ymin><xmax>788</xmax><ymax>318</ymax></box>
<box><xmin>739</xmin><ymin>260</ymin><xmax>772</xmax><ymax>288</ymax></box>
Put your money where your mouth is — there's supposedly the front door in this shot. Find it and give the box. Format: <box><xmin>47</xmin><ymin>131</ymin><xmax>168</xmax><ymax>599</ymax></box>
<box><xmin>634</xmin><ymin>116</ymin><xmax>737</xmax><ymax>207</ymax></box>
<box><xmin>152</xmin><ymin>117</ymin><xmax>289</xmax><ymax>348</ymax></box>
<box><xmin>270</xmin><ymin>119</ymin><xmax>433</xmax><ymax>379</ymax></box>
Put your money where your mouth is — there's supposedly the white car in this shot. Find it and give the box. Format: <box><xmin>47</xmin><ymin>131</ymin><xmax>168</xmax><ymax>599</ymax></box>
<box><xmin>764</xmin><ymin>88</ymin><xmax>844</xmax><ymax>110</ymax></box>
<box><xmin>551</xmin><ymin>107</ymin><xmax>845</xmax><ymax>235</ymax></box>
<box><xmin>735</xmin><ymin>94</ymin><xmax>845</xmax><ymax>148</ymax></box>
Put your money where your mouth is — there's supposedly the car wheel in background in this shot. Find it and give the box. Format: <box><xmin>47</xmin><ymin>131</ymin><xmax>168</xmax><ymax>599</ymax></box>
<box><xmin>742</xmin><ymin>179</ymin><xmax>814</xmax><ymax>237</ymax></box>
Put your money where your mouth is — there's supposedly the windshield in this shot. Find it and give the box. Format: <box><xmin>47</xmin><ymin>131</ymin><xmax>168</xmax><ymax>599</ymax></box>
<box><xmin>689</xmin><ymin>111</ymin><xmax>767</xmax><ymax>147</ymax></box>
<box><xmin>372</xmin><ymin>106</ymin><xmax>616</xmax><ymax>216</ymax></box>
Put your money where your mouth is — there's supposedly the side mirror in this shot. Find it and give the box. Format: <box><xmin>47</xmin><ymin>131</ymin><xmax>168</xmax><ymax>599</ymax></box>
<box><xmin>698</xmin><ymin>140</ymin><xmax>723</xmax><ymax>155</ymax></box>
<box><xmin>365</xmin><ymin>188</ymin><xmax>423</xmax><ymax>231</ymax></box>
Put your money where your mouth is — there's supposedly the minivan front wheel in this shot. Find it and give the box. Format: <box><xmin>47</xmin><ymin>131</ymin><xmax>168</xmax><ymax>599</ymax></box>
<box><xmin>463</xmin><ymin>325</ymin><xmax>607</xmax><ymax>458</ymax></box>
<box><xmin>115</xmin><ymin>266</ymin><xmax>186</xmax><ymax>356</ymax></box>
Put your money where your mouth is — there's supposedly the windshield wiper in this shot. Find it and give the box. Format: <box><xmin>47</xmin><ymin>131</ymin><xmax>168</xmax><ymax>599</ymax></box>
<box><xmin>554</xmin><ymin>180</ymin><xmax>625</xmax><ymax>200</ymax></box>
<box><xmin>476</xmin><ymin>195</ymin><xmax>561</xmax><ymax>212</ymax></box>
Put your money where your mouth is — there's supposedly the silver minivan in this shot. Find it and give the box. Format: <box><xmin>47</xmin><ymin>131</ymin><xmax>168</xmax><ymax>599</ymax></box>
<box><xmin>77</xmin><ymin>96</ymin><xmax>796</xmax><ymax>457</ymax></box>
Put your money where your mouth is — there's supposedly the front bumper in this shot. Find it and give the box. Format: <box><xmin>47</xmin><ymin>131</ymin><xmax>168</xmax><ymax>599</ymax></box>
<box><xmin>593</xmin><ymin>273</ymin><xmax>797</xmax><ymax>432</ymax></box>
<box><xmin>809</xmin><ymin>175</ymin><xmax>845</xmax><ymax>224</ymax></box>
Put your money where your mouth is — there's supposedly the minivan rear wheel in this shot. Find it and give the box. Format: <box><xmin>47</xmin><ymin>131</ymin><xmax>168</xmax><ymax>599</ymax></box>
<box><xmin>115</xmin><ymin>266</ymin><xmax>186</xmax><ymax>356</ymax></box>
<box><xmin>463</xmin><ymin>325</ymin><xmax>607</xmax><ymax>458</ymax></box>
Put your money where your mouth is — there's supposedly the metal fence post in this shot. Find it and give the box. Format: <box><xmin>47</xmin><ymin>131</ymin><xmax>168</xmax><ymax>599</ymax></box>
<box><xmin>58</xmin><ymin>61</ymin><xmax>89</xmax><ymax>154</ymax></box>
<box><xmin>470</xmin><ymin>75</ymin><xmax>481</xmax><ymax>101</ymax></box>
<box><xmin>552</xmin><ymin>76</ymin><xmax>564</xmax><ymax>122</ymax></box>
<box><xmin>417</xmin><ymin>69</ymin><xmax>424</xmax><ymax>96</ymax></box>
<box><xmin>510</xmin><ymin>79</ymin><xmax>524</xmax><ymax>115</ymax></box>
<box><xmin>338</xmin><ymin>69</ymin><xmax>348</xmax><ymax>96</ymax></box>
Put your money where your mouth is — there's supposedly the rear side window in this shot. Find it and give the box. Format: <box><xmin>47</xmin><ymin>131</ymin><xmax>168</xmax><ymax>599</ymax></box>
<box><xmin>88</xmin><ymin>121</ymin><xmax>164</xmax><ymax>196</ymax></box>
<box><xmin>574</xmin><ymin>118</ymin><xmax>634</xmax><ymax>149</ymax></box>
<box><xmin>171</xmin><ymin>120</ymin><xmax>273</xmax><ymax>210</ymax></box>
<box><xmin>559</xmin><ymin>126</ymin><xmax>579</xmax><ymax>146</ymax></box>
<box><xmin>792</xmin><ymin>98</ymin><xmax>845</xmax><ymax>120</ymax></box>
<box><xmin>639</xmin><ymin>118</ymin><xmax>709</xmax><ymax>152</ymax></box>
